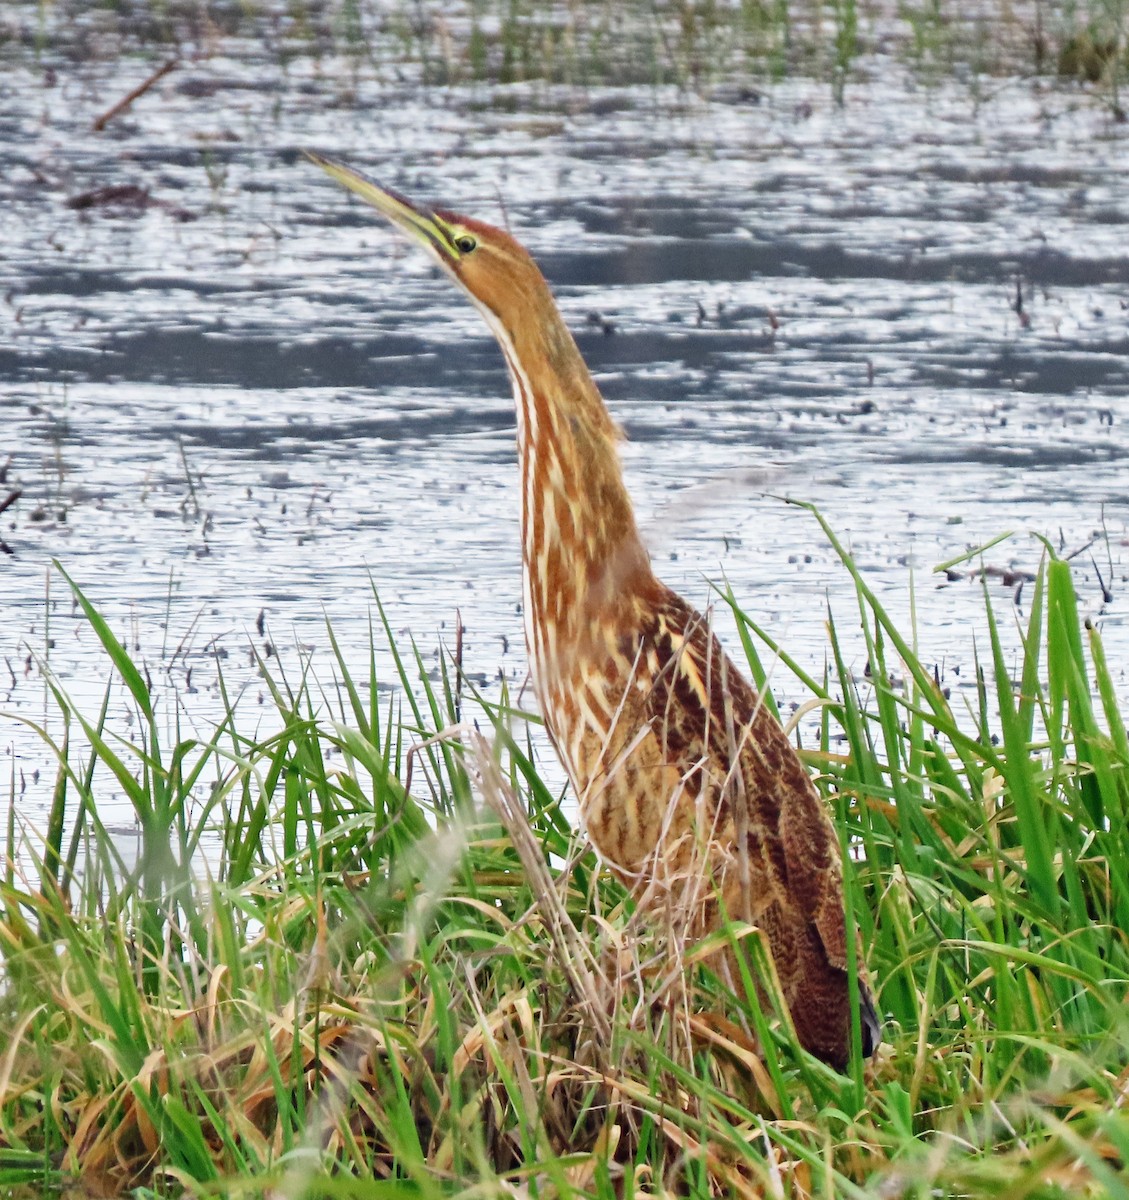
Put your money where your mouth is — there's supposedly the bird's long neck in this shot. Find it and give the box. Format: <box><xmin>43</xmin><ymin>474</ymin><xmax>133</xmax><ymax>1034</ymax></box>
<box><xmin>483</xmin><ymin>298</ymin><xmax>653</xmax><ymax>696</ymax></box>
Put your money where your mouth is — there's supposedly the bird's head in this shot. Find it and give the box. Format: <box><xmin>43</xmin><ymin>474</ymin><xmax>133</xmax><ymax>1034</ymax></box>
<box><xmin>306</xmin><ymin>152</ymin><xmax>548</xmax><ymax>337</ymax></box>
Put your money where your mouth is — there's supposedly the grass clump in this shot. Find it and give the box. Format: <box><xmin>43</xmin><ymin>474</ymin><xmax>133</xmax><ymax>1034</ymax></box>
<box><xmin>2</xmin><ymin>509</ymin><xmax>1129</xmax><ymax>1199</ymax></box>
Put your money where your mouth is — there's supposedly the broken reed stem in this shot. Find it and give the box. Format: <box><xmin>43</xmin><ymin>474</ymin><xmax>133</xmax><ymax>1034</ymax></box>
<box><xmin>467</xmin><ymin>728</ymin><xmax>613</xmax><ymax>1050</ymax></box>
<box><xmin>92</xmin><ymin>57</ymin><xmax>178</xmax><ymax>131</ymax></box>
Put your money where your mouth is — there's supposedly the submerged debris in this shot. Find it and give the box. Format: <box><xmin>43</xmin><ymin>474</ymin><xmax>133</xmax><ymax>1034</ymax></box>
<box><xmin>65</xmin><ymin>183</ymin><xmax>196</xmax><ymax>221</ymax></box>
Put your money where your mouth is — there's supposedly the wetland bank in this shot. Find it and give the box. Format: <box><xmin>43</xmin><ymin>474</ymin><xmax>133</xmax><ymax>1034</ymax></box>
<box><xmin>2</xmin><ymin>2</ymin><xmax>1129</xmax><ymax>1197</ymax></box>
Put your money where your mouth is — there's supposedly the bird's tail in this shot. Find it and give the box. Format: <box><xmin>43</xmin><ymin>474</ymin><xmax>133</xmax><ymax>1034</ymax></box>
<box><xmin>859</xmin><ymin>980</ymin><xmax>882</xmax><ymax>1058</ymax></box>
<box><xmin>772</xmin><ymin>916</ymin><xmax>882</xmax><ymax>1071</ymax></box>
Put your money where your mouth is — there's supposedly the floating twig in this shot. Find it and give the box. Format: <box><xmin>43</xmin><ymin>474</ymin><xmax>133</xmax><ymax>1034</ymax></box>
<box><xmin>66</xmin><ymin>183</ymin><xmax>197</xmax><ymax>222</ymax></box>
<box><xmin>93</xmin><ymin>57</ymin><xmax>178</xmax><ymax>131</ymax></box>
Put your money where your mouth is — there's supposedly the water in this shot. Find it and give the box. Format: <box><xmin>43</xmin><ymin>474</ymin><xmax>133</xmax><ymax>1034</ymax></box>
<box><xmin>3</xmin><ymin>9</ymin><xmax>1129</xmax><ymax>844</ymax></box>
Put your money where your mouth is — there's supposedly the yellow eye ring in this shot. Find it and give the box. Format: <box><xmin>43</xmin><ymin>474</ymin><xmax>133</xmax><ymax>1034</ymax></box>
<box><xmin>454</xmin><ymin>234</ymin><xmax>477</xmax><ymax>254</ymax></box>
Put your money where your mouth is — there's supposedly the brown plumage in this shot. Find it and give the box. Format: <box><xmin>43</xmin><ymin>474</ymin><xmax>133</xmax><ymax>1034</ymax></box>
<box><xmin>309</xmin><ymin>154</ymin><xmax>881</xmax><ymax>1069</ymax></box>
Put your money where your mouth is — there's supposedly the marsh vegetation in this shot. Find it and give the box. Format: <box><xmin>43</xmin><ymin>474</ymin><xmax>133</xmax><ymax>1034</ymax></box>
<box><xmin>3</xmin><ymin>520</ymin><xmax>1129</xmax><ymax>1198</ymax></box>
<box><xmin>3</xmin><ymin>3</ymin><xmax>1129</xmax><ymax>1196</ymax></box>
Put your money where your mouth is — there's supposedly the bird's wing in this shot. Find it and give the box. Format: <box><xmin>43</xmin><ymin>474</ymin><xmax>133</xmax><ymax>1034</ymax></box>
<box><xmin>634</xmin><ymin>586</ymin><xmax>853</xmax><ymax>970</ymax></box>
<box><xmin>573</xmin><ymin>583</ymin><xmax>876</xmax><ymax>1066</ymax></box>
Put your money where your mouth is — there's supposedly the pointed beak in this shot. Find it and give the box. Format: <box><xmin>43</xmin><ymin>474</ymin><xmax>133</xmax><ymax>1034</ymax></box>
<box><xmin>305</xmin><ymin>151</ymin><xmax>460</xmax><ymax>265</ymax></box>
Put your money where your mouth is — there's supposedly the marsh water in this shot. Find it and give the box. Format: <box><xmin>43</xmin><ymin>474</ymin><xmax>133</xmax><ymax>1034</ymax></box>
<box><xmin>3</xmin><ymin>4</ymin><xmax>1129</xmax><ymax>843</ymax></box>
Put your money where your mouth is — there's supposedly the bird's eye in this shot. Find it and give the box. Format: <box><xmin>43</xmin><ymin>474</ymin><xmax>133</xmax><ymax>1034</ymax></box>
<box><xmin>453</xmin><ymin>234</ymin><xmax>477</xmax><ymax>254</ymax></box>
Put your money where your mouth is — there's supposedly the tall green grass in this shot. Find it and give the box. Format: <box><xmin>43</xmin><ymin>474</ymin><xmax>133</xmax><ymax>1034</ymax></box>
<box><xmin>2</xmin><ymin>511</ymin><xmax>1128</xmax><ymax>1199</ymax></box>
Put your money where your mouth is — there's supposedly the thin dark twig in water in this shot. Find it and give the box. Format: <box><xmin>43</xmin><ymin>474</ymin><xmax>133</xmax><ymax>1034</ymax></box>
<box><xmin>1100</xmin><ymin>502</ymin><xmax>1114</xmax><ymax>585</ymax></box>
<box><xmin>454</xmin><ymin>608</ymin><xmax>464</xmax><ymax>723</ymax></box>
<box><xmin>1090</xmin><ymin>555</ymin><xmax>1113</xmax><ymax>604</ymax></box>
<box><xmin>177</xmin><ymin>438</ymin><xmax>201</xmax><ymax>520</ymax></box>
<box><xmin>93</xmin><ymin>58</ymin><xmax>178</xmax><ymax>132</ymax></box>
<box><xmin>1063</xmin><ymin>535</ymin><xmax>1098</xmax><ymax>563</ymax></box>
<box><xmin>492</xmin><ymin>183</ymin><xmax>511</xmax><ymax>235</ymax></box>
<box><xmin>0</xmin><ymin>489</ymin><xmax>22</xmax><ymax>517</ymax></box>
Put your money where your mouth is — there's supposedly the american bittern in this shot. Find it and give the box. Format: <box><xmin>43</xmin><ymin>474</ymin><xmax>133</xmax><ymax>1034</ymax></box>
<box><xmin>309</xmin><ymin>154</ymin><xmax>881</xmax><ymax>1070</ymax></box>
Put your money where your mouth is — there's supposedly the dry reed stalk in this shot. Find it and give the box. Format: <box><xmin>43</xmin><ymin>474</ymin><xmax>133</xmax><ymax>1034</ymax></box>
<box><xmin>465</xmin><ymin>727</ymin><xmax>613</xmax><ymax>1052</ymax></box>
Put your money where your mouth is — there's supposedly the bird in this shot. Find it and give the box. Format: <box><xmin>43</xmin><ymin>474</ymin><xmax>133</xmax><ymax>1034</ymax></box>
<box><xmin>307</xmin><ymin>152</ymin><xmax>881</xmax><ymax>1070</ymax></box>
